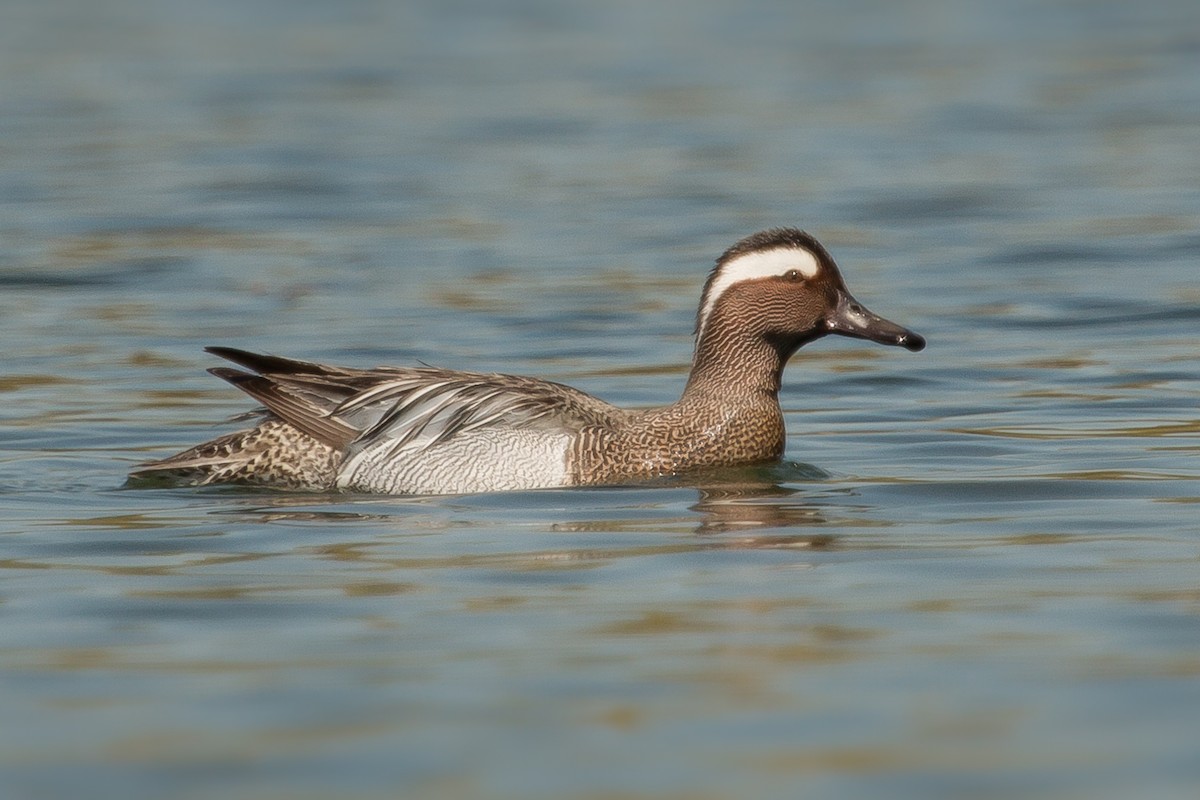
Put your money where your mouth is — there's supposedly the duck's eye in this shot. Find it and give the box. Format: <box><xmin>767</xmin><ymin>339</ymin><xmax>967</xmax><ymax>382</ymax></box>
<box><xmin>783</xmin><ymin>269</ymin><xmax>803</xmax><ymax>282</ymax></box>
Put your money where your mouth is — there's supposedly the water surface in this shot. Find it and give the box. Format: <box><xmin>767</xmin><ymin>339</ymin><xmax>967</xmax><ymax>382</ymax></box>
<box><xmin>2</xmin><ymin>1</ymin><xmax>1199</xmax><ymax>798</ymax></box>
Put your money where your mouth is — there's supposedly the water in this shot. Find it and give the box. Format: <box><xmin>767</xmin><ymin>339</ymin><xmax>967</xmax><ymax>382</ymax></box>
<box><xmin>2</xmin><ymin>0</ymin><xmax>1199</xmax><ymax>798</ymax></box>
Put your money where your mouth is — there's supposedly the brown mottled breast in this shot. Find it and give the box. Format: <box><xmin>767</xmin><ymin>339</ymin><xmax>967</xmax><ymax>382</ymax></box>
<box><xmin>570</xmin><ymin>398</ymin><xmax>786</xmax><ymax>484</ymax></box>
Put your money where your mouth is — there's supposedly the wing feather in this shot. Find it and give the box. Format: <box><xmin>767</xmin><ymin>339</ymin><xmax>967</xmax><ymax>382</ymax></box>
<box><xmin>202</xmin><ymin>348</ymin><xmax>623</xmax><ymax>459</ymax></box>
<box><xmin>208</xmin><ymin>368</ymin><xmax>358</xmax><ymax>449</ymax></box>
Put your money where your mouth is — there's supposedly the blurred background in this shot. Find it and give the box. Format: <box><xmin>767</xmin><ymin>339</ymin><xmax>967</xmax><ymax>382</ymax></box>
<box><xmin>2</xmin><ymin>1</ymin><xmax>1199</xmax><ymax>799</ymax></box>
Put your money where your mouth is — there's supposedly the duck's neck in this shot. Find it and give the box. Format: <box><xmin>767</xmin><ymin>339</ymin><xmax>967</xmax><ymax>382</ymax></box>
<box><xmin>680</xmin><ymin>328</ymin><xmax>794</xmax><ymax>406</ymax></box>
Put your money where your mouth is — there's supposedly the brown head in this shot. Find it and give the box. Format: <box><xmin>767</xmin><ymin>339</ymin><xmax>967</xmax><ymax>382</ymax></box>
<box><xmin>695</xmin><ymin>228</ymin><xmax>926</xmax><ymax>361</ymax></box>
<box><xmin>681</xmin><ymin>228</ymin><xmax>924</xmax><ymax>401</ymax></box>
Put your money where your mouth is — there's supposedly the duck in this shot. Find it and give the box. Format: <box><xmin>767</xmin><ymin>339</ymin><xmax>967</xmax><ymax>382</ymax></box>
<box><xmin>129</xmin><ymin>228</ymin><xmax>925</xmax><ymax>494</ymax></box>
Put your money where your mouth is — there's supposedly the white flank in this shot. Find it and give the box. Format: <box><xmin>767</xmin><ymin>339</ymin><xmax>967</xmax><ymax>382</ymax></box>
<box><xmin>697</xmin><ymin>247</ymin><xmax>821</xmax><ymax>336</ymax></box>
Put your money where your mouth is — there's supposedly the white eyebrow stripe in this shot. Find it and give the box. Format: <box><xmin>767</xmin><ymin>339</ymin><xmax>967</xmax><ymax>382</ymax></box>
<box><xmin>697</xmin><ymin>247</ymin><xmax>821</xmax><ymax>336</ymax></box>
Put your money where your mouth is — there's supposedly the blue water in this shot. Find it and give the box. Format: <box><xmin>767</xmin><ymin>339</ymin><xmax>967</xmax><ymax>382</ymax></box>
<box><xmin>3</xmin><ymin>1</ymin><xmax>1199</xmax><ymax>798</ymax></box>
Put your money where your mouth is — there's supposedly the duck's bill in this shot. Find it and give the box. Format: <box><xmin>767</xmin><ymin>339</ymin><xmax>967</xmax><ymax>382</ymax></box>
<box><xmin>825</xmin><ymin>293</ymin><xmax>926</xmax><ymax>352</ymax></box>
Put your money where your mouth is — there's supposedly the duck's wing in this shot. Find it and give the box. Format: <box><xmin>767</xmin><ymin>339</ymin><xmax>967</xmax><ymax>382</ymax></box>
<box><xmin>204</xmin><ymin>347</ymin><xmax>620</xmax><ymax>459</ymax></box>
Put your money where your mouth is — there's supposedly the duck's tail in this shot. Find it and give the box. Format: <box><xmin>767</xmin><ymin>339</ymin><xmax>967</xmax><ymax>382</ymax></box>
<box><xmin>127</xmin><ymin>418</ymin><xmax>341</xmax><ymax>490</ymax></box>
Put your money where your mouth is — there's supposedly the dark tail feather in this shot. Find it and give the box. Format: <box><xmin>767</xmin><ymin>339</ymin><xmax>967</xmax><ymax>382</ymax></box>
<box><xmin>204</xmin><ymin>346</ymin><xmax>336</xmax><ymax>377</ymax></box>
<box><xmin>207</xmin><ymin>367</ymin><xmax>357</xmax><ymax>450</ymax></box>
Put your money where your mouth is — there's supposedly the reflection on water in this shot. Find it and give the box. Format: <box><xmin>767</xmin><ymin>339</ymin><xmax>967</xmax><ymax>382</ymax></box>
<box><xmin>4</xmin><ymin>0</ymin><xmax>1200</xmax><ymax>798</ymax></box>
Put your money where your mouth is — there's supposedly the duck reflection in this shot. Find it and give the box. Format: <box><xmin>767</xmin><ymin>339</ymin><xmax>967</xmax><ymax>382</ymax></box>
<box><xmin>688</xmin><ymin>482</ymin><xmax>832</xmax><ymax>545</ymax></box>
<box><xmin>197</xmin><ymin>462</ymin><xmax>837</xmax><ymax>549</ymax></box>
<box><xmin>547</xmin><ymin>463</ymin><xmax>836</xmax><ymax>547</ymax></box>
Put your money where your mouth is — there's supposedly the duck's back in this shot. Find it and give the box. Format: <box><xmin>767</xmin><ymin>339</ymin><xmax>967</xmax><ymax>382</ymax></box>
<box><xmin>130</xmin><ymin>348</ymin><xmax>626</xmax><ymax>494</ymax></box>
<box><xmin>332</xmin><ymin>368</ymin><xmax>626</xmax><ymax>494</ymax></box>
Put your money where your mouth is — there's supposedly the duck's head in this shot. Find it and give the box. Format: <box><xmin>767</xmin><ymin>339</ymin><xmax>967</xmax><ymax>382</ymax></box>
<box><xmin>695</xmin><ymin>228</ymin><xmax>926</xmax><ymax>356</ymax></box>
